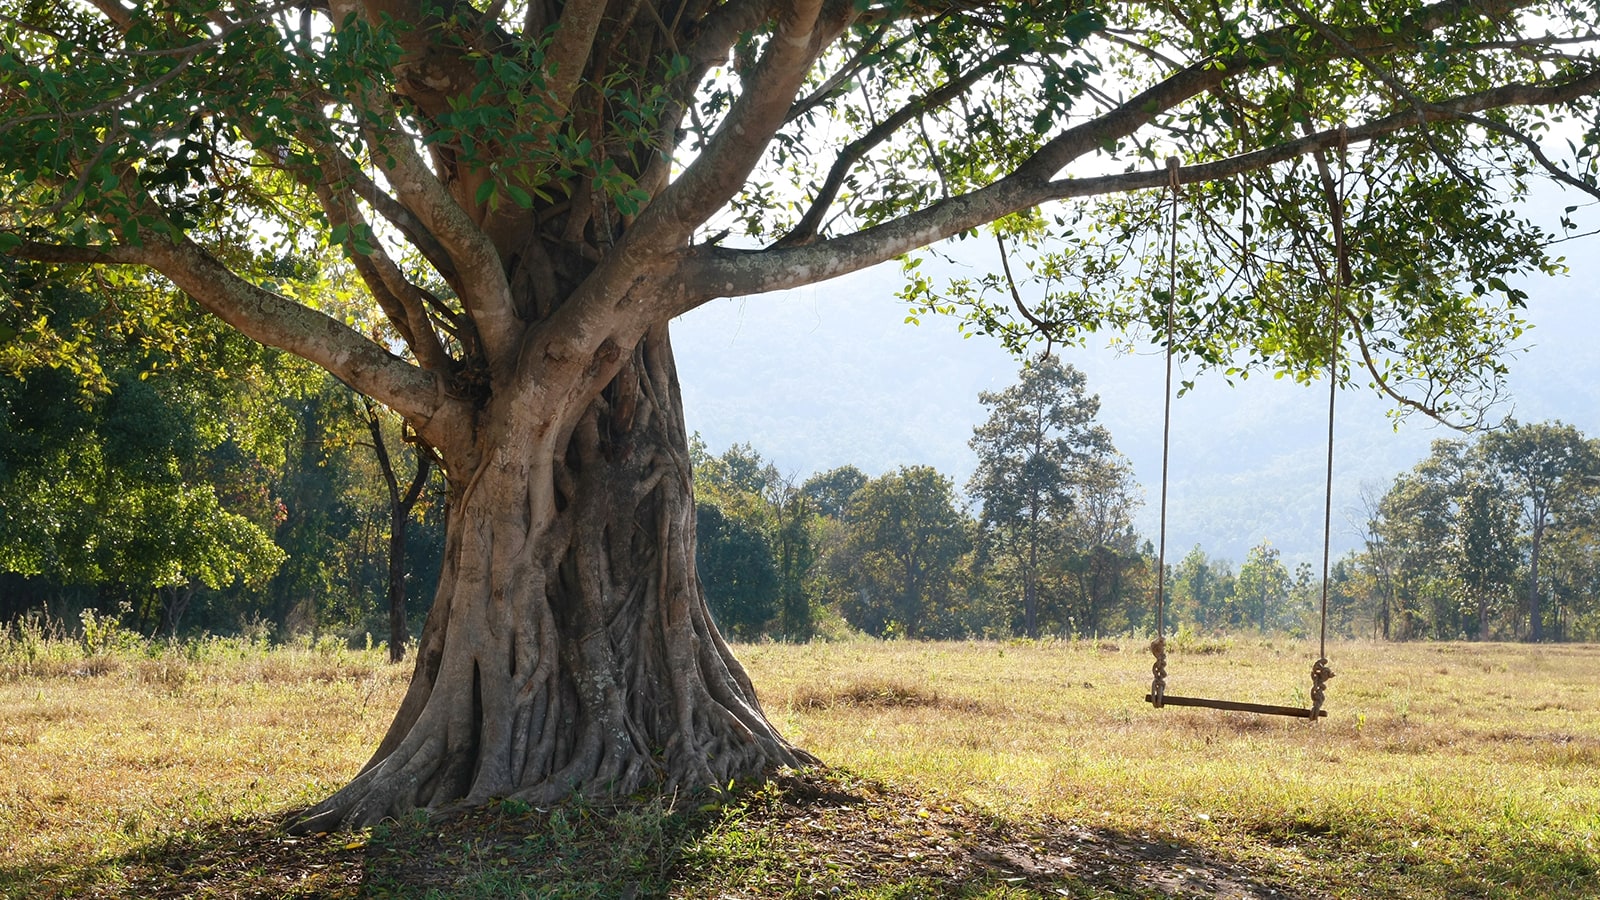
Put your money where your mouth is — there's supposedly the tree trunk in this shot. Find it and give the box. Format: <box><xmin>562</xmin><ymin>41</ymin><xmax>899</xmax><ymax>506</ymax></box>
<box><xmin>296</xmin><ymin>326</ymin><xmax>812</xmax><ymax>831</ymax></box>
<box><xmin>386</xmin><ymin>503</ymin><xmax>410</xmax><ymax>663</ymax></box>
<box><xmin>1527</xmin><ymin>520</ymin><xmax>1544</xmax><ymax>642</ymax></box>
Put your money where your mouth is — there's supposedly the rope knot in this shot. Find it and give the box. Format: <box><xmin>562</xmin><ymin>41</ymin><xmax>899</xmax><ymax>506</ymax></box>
<box><xmin>1149</xmin><ymin>637</ymin><xmax>1168</xmax><ymax>707</ymax></box>
<box><xmin>1309</xmin><ymin>657</ymin><xmax>1335</xmax><ymax>719</ymax></box>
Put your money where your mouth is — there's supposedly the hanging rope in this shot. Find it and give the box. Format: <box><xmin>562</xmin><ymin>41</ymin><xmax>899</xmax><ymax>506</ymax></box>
<box><xmin>1145</xmin><ymin>147</ymin><xmax>1343</xmax><ymax>721</ymax></box>
<box><xmin>1150</xmin><ymin>155</ymin><xmax>1182</xmax><ymax>708</ymax></box>
<box><xmin>1308</xmin><ymin>125</ymin><xmax>1349</xmax><ymax>719</ymax></box>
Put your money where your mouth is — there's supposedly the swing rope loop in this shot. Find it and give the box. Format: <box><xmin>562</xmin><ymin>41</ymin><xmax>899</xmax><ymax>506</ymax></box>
<box><xmin>1144</xmin><ymin>142</ymin><xmax>1343</xmax><ymax>722</ymax></box>
<box><xmin>1150</xmin><ymin>155</ymin><xmax>1181</xmax><ymax>708</ymax></box>
<box><xmin>1312</xmin><ymin>123</ymin><xmax>1348</xmax><ymax>705</ymax></box>
<box><xmin>1310</xmin><ymin>657</ymin><xmax>1335</xmax><ymax>718</ymax></box>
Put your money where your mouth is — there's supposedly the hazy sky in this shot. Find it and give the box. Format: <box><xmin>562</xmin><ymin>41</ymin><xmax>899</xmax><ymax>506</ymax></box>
<box><xmin>673</xmin><ymin>208</ymin><xmax>1598</xmax><ymax>568</ymax></box>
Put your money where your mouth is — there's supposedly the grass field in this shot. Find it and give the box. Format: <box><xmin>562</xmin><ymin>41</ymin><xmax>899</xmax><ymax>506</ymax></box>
<box><xmin>1</xmin><ymin>625</ymin><xmax>1596</xmax><ymax>898</ymax></box>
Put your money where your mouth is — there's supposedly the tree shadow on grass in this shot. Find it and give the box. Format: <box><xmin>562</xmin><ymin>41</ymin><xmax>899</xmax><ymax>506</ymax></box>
<box><xmin>0</xmin><ymin>815</ymin><xmax>367</xmax><ymax>899</ymax></box>
<box><xmin>4</xmin><ymin>769</ymin><xmax>1334</xmax><ymax>899</ymax></box>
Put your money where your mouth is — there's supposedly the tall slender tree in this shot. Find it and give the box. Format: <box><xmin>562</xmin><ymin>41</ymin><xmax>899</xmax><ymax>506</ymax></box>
<box><xmin>969</xmin><ymin>355</ymin><xmax>1115</xmax><ymax>637</ymax></box>
<box><xmin>4</xmin><ymin>0</ymin><xmax>1598</xmax><ymax>827</ymax></box>
<box><xmin>1481</xmin><ymin>420</ymin><xmax>1598</xmax><ymax>641</ymax></box>
<box><xmin>362</xmin><ymin>398</ymin><xmax>438</xmax><ymax>662</ymax></box>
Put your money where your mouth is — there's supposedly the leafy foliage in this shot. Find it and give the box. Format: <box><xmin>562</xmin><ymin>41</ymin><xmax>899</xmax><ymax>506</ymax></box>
<box><xmin>834</xmin><ymin>465</ymin><xmax>971</xmax><ymax>639</ymax></box>
<box><xmin>1346</xmin><ymin>420</ymin><xmax>1600</xmax><ymax>641</ymax></box>
<box><xmin>968</xmin><ymin>355</ymin><xmax>1133</xmax><ymax>636</ymax></box>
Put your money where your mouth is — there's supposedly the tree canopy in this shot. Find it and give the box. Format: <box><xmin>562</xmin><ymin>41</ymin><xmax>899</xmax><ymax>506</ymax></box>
<box><xmin>1351</xmin><ymin>422</ymin><xmax>1600</xmax><ymax>640</ymax></box>
<box><xmin>3</xmin><ymin>0</ymin><xmax>1597</xmax><ymax>416</ymax></box>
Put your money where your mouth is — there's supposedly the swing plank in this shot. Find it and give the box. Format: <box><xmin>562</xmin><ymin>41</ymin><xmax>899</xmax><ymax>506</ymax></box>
<box><xmin>1145</xmin><ymin>694</ymin><xmax>1326</xmax><ymax>718</ymax></box>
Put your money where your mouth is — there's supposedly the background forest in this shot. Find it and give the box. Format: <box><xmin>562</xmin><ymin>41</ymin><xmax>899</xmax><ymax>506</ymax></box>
<box><xmin>3</xmin><ymin>295</ymin><xmax>1599</xmax><ymax>649</ymax></box>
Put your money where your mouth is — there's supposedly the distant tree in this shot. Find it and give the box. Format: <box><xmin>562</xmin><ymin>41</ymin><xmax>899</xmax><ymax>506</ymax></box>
<box><xmin>969</xmin><ymin>356</ymin><xmax>1114</xmax><ymax>637</ymax></box>
<box><xmin>1061</xmin><ymin>454</ymin><xmax>1142</xmax><ymax>635</ymax></box>
<box><xmin>801</xmin><ymin>466</ymin><xmax>869</xmax><ymax>521</ymax></box>
<box><xmin>699</xmin><ymin>442</ymin><xmax>784</xmax><ymax>503</ymax></box>
<box><xmin>1480</xmin><ymin>421</ymin><xmax>1598</xmax><ymax>641</ymax></box>
<box><xmin>695</xmin><ymin>502</ymin><xmax>778</xmax><ymax>639</ymax></box>
<box><xmin>1169</xmin><ymin>546</ymin><xmax>1235</xmax><ymax>632</ymax></box>
<box><xmin>771</xmin><ymin>485</ymin><xmax>815</xmax><ymax>641</ymax></box>
<box><xmin>1372</xmin><ymin>440</ymin><xmax>1472</xmax><ymax>639</ymax></box>
<box><xmin>1451</xmin><ymin>475</ymin><xmax>1517</xmax><ymax>640</ymax></box>
<box><xmin>692</xmin><ymin>442</ymin><xmax>784</xmax><ymax>638</ymax></box>
<box><xmin>838</xmin><ymin>466</ymin><xmax>969</xmax><ymax>639</ymax></box>
<box><xmin>1351</xmin><ymin>424</ymin><xmax>1600</xmax><ymax>642</ymax></box>
<box><xmin>1542</xmin><ymin>504</ymin><xmax>1600</xmax><ymax>642</ymax></box>
<box><xmin>1236</xmin><ymin>542</ymin><xmax>1291</xmax><ymax>633</ymax></box>
<box><xmin>1353</xmin><ymin>483</ymin><xmax>1402</xmax><ymax>640</ymax></box>
<box><xmin>361</xmin><ymin>399</ymin><xmax>438</xmax><ymax>662</ymax></box>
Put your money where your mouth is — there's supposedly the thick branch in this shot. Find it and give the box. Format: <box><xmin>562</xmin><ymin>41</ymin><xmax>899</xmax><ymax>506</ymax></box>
<box><xmin>319</xmin><ymin>0</ymin><xmax>519</xmax><ymax>369</ymax></box>
<box><xmin>686</xmin><ymin>68</ymin><xmax>1600</xmax><ymax>301</ymax></box>
<box><xmin>314</xmin><ymin>182</ymin><xmax>457</xmax><ymax>374</ymax></box>
<box><xmin>353</xmin><ymin>88</ymin><xmax>521</xmax><ymax>369</ymax></box>
<box><xmin>302</xmin><ymin>130</ymin><xmax>464</xmax><ymax>287</ymax></box>
<box><xmin>629</xmin><ymin>0</ymin><xmax>781</xmax><ymax>206</ymax></box>
<box><xmin>543</xmin><ymin>0</ymin><xmax>609</xmax><ymax>116</ymax></box>
<box><xmin>8</xmin><ymin>237</ymin><xmax>465</xmax><ymax>446</ymax></box>
<box><xmin>86</xmin><ymin>0</ymin><xmax>133</xmax><ymax>30</ymax></box>
<box><xmin>628</xmin><ymin>0</ymin><xmax>838</xmax><ymax>249</ymax></box>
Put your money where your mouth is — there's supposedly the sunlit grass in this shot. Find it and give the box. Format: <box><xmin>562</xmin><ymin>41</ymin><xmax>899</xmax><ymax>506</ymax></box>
<box><xmin>1</xmin><ymin>626</ymin><xmax>1596</xmax><ymax>897</ymax></box>
<box><xmin>0</xmin><ymin>631</ymin><xmax>407</xmax><ymax>895</ymax></box>
<box><xmin>742</xmin><ymin>638</ymin><xmax>1600</xmax><ymax>897</ymax></box>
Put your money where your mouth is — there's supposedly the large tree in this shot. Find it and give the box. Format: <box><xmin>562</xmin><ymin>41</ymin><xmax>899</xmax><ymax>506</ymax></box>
<box><xmin>3</xmin><ymin>0</ymin><xmax>1597</xmax><ymax>828</ymax></box>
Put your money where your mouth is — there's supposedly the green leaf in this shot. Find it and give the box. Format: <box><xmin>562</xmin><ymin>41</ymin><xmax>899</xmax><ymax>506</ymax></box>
<box><xmin>505</xmin><ymin>183</ymin><xmax>533</xmax><ymax>208</ymax></box>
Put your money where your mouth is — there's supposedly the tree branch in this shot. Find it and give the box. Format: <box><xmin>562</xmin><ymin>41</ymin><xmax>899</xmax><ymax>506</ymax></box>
<box><xmin>302</xmin><ymin>129</ymin><xmax>463</xmax><ymax>288</ymax></box>
<box><xmin>627</xmin><ymin>0</ymin><xmax>839</xmax><ymax>249</ymax></box>
<box><xmin>775</xmin><ymin>47</ymin><xmax>1014</xmax><ymax>247</ymax></box>
<box><xmin>313</xmin><ymin>181</ymin><xmax>457</xmax><ymax>374</ymax></box>
<box><xmin>350</xmin><ymin>86</ymin><xmax>522</xmax><ymax>369</ymax></box>
<box><xmin>685</xmin><ymin>67</ymin><xmax>1600</xmax><ymax>302</ymax></box>
<box><xmin>543</xmin><ymin>0</ymin><xmax>609</xmax><ymax>115</ymax></box>
<box><xmin>8</xmin><ymin>237</ymin><xmax>465</xmax><ymax>445</ymax></box>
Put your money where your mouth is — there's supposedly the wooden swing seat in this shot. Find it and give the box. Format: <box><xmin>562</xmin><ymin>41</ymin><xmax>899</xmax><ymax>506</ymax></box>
<box><xmin>1145</xmin><ymin>693</ymin><xmax>1326</xmax><ymax>718</ymax></box>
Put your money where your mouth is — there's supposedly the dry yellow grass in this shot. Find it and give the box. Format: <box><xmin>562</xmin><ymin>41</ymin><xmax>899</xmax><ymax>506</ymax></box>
<box><xmin>1</xmin><ymin>634</ymin><xmax>1596</xmax><ymax>897</ymax></box>
<box><xmin>741</xmin><ymin>638</ymin><xmax>1600</xmax><ymax>896</ymax></box>
<box><xmin>0</xmin><ymin>640</ymin><xmax>408</xmax><ymax>885</ymax></box>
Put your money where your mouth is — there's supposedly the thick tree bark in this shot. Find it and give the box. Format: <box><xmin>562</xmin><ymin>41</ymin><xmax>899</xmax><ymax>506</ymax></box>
<box><xmin>295</xmin><ymin>326</ymin><xmax>812</xmax><ymax>832</ymax></box>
